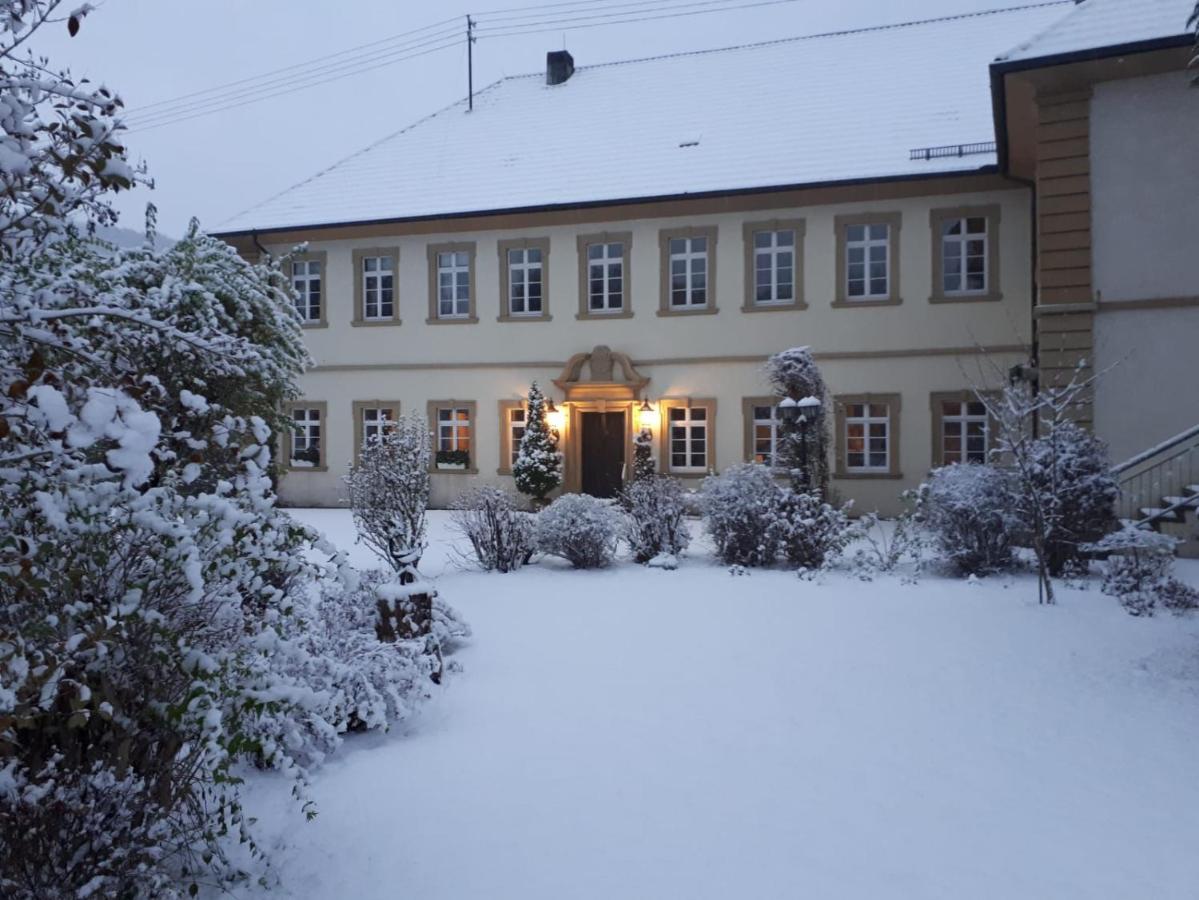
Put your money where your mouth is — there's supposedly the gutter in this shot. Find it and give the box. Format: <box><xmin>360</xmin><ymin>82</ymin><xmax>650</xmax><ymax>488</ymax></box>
<box><xmin>989</xmin><ymin>33</ymin><xmax>1193</xmax><ymax>174</ymax></box>
<box><xmin>211</xmin><ymin>167</ymin><xmax>1006</xmax><ymax>241</ymax></box>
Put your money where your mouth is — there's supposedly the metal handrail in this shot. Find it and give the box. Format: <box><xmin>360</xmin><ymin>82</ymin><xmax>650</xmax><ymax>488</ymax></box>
<box><xmin>1112</xmin><ymin>422</ymin><xmax>1199</xmax><ymax>475</ymax></box>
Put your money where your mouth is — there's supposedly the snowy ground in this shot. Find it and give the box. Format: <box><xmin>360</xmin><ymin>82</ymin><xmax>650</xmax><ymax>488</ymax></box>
<box><xmin>234</xmin><ymin>509</ymin><xmax>1199</xmax><ymax>899</ymax></box>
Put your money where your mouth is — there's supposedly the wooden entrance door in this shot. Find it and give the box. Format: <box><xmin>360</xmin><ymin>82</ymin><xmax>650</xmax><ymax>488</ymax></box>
<box><xmin>580</xmin><ymin>411</ymin><xmax>626</xmax><ymax>498</ymax></box>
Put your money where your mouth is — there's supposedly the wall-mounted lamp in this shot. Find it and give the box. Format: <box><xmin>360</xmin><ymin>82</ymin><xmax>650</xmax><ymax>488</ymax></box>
<box><xmin>545</xmin><ymin>399</ymin><xmax>566</xmax><ymax>434</ymax></box>
<box><xmin>637</xmin><ymin>397</ymin><xmax>659</xmax><ymax>431</ymax></box>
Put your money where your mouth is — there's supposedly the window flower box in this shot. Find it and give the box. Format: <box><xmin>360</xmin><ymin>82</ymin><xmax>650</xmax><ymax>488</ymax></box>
<box><xmin>436</xmin><ymin>449</ymin><xmax>470</xmax><ymax>470</ymax></box>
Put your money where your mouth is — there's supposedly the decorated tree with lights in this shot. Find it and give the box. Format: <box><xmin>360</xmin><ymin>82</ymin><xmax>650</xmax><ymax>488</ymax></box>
<box><xmin>513</xmin><ymin>381</ymin><xmax>561</xmax><ymax>505</ymax></box>
<box><xmin>632</xmin><ymin>425</ymin><xmax>656</xmax><ymax>481</ymax></box>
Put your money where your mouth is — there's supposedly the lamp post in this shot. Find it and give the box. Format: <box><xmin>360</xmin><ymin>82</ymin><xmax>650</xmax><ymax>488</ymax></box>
<box><xmin>777</xmin><ymin>395</ymin><xmax>822</xmax><ymax>491</ymax></box>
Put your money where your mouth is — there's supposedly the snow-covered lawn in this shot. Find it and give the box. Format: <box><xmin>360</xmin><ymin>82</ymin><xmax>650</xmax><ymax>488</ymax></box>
<box><xmin>239</xmin><ymin>510</ymin><xmax>1199</xmax><ymax>899</ymax></box>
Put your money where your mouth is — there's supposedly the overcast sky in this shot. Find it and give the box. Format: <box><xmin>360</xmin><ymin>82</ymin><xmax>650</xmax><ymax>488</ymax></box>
<box><xmin>32</xmin><ymin>0</ymin><xmax>1033</xmax><ymax>236</ymax></box>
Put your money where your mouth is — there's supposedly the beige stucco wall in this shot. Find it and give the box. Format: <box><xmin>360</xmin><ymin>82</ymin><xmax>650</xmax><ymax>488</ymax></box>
<box><xmin>269</xmin><ymin>184</ymin><xmax>1032</xmax><ymax>515</ymax></box>
<box><xmin>1089</xmin><ymin>70</ymin><xmax>1199</xmax><ymax>462</ymax></box>
<box><xmin>1091</xmin><ymin>71</ymin><xmax>1199</xmax><ymax>302</ymax></box>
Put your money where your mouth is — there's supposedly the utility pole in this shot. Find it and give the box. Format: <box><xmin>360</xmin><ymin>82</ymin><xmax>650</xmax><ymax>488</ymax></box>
<box><xmin>467</xmin><ymin>15</ymin><xmax>476</xmax><ymax>112</ymax></box>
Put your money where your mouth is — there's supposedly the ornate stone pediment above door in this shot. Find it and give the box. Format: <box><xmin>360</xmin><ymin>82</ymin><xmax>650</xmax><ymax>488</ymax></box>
<box><xmin>554</xmin><ymin>345</ymin><xmax>649</xmax><ymax>401</ymax></box>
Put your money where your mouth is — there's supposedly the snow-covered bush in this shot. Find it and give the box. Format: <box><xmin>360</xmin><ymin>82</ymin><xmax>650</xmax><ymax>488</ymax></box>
<box><xmin>621</xmin><ymin>475</ymin><xmax>691</xmax><ymax>564</ymax></box>
<box><xmin>702</xmin><ymin>464</ymin><xmax>785</xmax><ymax>567</ymax></box>
<box><xmin>347</xmin><ymin>411</ymin><xmax>431</xmax><ymax>575</ymax></box>
<box><xmin>0</xmin><ymin>759</ymin><xmax>177</xmax><ymax>899</ymax></box>
<box><xmin>1084</xmin><ymin>526</ymin><xmax>1192</xmax><ymax>617</ymax></box>
<box><xmin>849</xmin><ymin>503</ymin><xmax>926</xmax><ymax>579</ymax></box>
<box><xmin>451</xmin><ymin>487</ymin><xmax>535</xmax><ymax>572</ymax></box>
<box><xmin>1025</xmin><ymin>422</ymin><xmax>1118</xmax><ymax>576</ymax></box>
<box><xmin>776</xmin><ymin>490</ymin><xmax>855</xmax><ymax>569</ymax></box>
<box><xmin>513</xmin><ymin>382</ymin><xmax>562</xmax><ymax>504</ymax></box>
<box><xmin>0</xmin><ymin>10</ymin><xmax>465</xmax><ymax>894</ymax></box>
<box><xmin>536</xmin><ymin>493</ymin><xmax>621</xmax><ymax>568</ymax></box>
<box><xmin>920</xmin><ymin>464</ymin><xmax>1020</xmax><ymax>576</ymax></box>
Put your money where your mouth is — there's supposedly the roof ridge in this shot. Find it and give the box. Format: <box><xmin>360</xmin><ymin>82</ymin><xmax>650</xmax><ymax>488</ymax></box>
<box><xmin>995</xmin><ymin>0</ymin><xmax>1085</xmax><ymax>61</ymax></box>
<box><xmin>216</xmin><ymin>76</ymin><xmax>512</xmax><ymax>229</ymax></box>
<box><xmin>497</xmin><ymin>2</ymin><xmax>1074</xmax><ymax>78</ymax></box>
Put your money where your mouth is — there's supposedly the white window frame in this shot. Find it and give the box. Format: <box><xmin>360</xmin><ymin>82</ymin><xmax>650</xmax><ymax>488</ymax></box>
<box><xmin>437</xmin><ymin>251</ymin><xmax>471</xmax><ymax>319</ymax></box>
<box><xmin>940</xmin><ymin>216</ymin><xmax>989</xmax><ymax>295</ymax></box>
<box><xmin>290</xmin><ymin>407</ymin><xmax>322</xmax><ymax>466</ymax></box>
<box><xmin>507</xmin><ymin>247</ymin><xmax>544</xmax><ymax>316</ymax></box>
<box><xmin>437</xmin><ymin>406</ymin><xmax>472</xmax><ymax>453</ymax></box>
<box><xmin>362</xmin><ymin>255</ymin><xmax>394</xmax><ymax>321</ymax></box>
<box><xmin>845</xmin><ymin>223</ymin><xmax>890</xmax><ymax>300</ymax></box>
<box><xmin>751</xmin><ymin>403</ymin><xmax>780</xmax><ymax>467</ymax></box>
<box><xmin>361</xmin><ymin>406</ymin><xmax>396</xmax><ymax>446</ymax></box>
<box><xmin>587</xmin><ymin>241</ymin><xmax>624</xmax><ymax>313</ymax></box>
<box><xmin>668</xmin><ymin>236</ymin><xmax>709</xmax><ymax>309</ymax></box>
<box><xmin>292</xmin><ymin>260</ymin><xmax>322</xmax><ymax>323</ymax></box>
<box><xmin>941</xmin><ymin>400</ymin><xmax>988</xmax><ymax>465</ymax></box>
<box><xmin>752</xmin><ymin>229</ymin><xmax>796</xmax><ymax>306</ymax></box>
<box><xmin>844</xmin><ymin>402</ymin><xmax>890</xmax><ymax>473</ymax></box>
<box><xmin>508</xmin><ymin>406</ymin><xmax>527</xmax><ymax>467</ymax></box>
<box><xmin>668</xmin><ymin>406</ymin><xmax>709</xmax><ymax>473</ymax></box>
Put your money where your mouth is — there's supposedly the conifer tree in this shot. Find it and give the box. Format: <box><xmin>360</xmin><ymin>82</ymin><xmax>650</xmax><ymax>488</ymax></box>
<box><xmin>632</xmin><ymin>427</ymin><xmax>656</xmax><ymax>481</ymax></box>
<box><xmin>514</xmin><ymin>381</ymin><xmax>562</xmax><ymax>504</ymax></box>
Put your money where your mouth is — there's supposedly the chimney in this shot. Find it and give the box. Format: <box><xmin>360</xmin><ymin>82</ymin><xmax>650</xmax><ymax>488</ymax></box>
<box><xmin>546</xmin><ymin>50</ymin><xmax>574</xmax><ymax>86</ymax></box>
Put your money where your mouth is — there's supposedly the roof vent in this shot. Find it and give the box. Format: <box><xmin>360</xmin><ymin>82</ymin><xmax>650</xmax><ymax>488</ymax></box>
<box><xmin>546</xmin><ymin>50</ymin><xmax>574</xmax><ymax>86</ymax></box>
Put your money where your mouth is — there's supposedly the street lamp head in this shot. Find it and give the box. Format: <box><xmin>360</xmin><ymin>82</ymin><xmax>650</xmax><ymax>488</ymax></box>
<box><xmin>797</xmin><ymin>395</ymin><xmax>821</xmax><ymax>423</ymax></box>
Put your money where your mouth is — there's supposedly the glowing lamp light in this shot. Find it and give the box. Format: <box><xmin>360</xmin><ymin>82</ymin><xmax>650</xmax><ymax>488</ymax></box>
<box><xmin>545</xmin><ymin>399</ymin><xmax>566</xmax><ymax>432</ymax></box>
<box><xmin>638</xmin><ymin>398</ymin><xmax>659</xmax><ymax>431</ymax></box>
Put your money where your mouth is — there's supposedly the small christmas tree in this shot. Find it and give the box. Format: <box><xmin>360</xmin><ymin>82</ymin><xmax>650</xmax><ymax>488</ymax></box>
<box><xmin>514</xmin><ymin>381</ymin><xmax>562</xmax><ymax>505</ymax></box>
<box><xmin>632</xmin><ymin>427</ymin><xmax>656</xmax><ymax>481</ymax></box>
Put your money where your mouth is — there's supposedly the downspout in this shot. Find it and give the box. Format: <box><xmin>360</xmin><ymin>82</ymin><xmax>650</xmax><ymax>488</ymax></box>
<box><xmin>251</xmin><ymin>229</ymin><xmax>270</xmax><ymax>260</ymax></box>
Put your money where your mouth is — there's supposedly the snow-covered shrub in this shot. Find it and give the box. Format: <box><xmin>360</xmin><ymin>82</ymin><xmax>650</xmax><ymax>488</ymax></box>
<box><xmin>0</xmin><ymin>759</ymin><xmax>178</xmax><ymax>899</ymax></box>
<box><xmin>513</xmin><ymin>381</ymin><xmax>562</xmax><ymax>504</ymax></box>
<box><xmin>776</xmin><ymin>490</ymin><xmax>855</xmax><ymax>569</ymax></box>
<box><xmin>1084</xmin><ymin>526</ymin><xmax>1190</xmax><ymax>617</ymax></box>
<box><xmin>621</xmin><ymin>475</ymin><xmax>691</xmax><ymax>564</ymax></box>
<box><xmin>849</xmin><ymin>502</ymin><xmax>926</xmax><ymax>579</ymax></box>
<box><xmin>451</xmin><ymin>487</ymin><xmax>535</xmax><ymax>572</ymax></box>
<box><xmin>702</xmin><ymin>464</ymin><xmax>785</xmax><ymax>567</ymax></box>
<box><xmin>920</xmin><ymin>464</ymin><xmax>1020</xmax><ymax>576</ymax></box>
<box><xmin>1025</xmin><ymin>422</ymin><xmax>1118</xmax><ymax>576</ymax></box>
<box><xmin>0</xmin><ymin>9</ymin><xmax>466</xmax><ymax>893</ymax></box>
<box><xmin>347</xmin><ymin>411</ymin><xmax>431</xmax><ymax>575</ymax></box>
<box><xmin>536</xmin><ymin>493</ymin><xmax>621</xmax><ymax>568</ymax></box>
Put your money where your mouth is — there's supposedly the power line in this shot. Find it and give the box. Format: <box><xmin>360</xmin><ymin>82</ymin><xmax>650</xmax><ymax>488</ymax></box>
<box><xmin>476</xmin><ymin>0</ymin><xmax>804</xmax><ymax>36</ymax></box>
<box><xmin>479</xmin><ymin>0</ymin><xmax>739</xmax><ymax>26</ymax></box>
<box><xmin>124</xmin><ymin>38</ymin><xmax>465</xmax><ymax>133</ymax></box>
<box><xmin>124</xmin><ymin>15</ymin><xmax>462</xmax><ymax>116</ymax></box>
<box><xmin>120</xmin><ymin>0</ymin><xmax>804</xmax><ymax>132</ymax></box>
<box><xmin>124</xmin><ymin>26</ymin><xmax>462</xmax><ymax>128</ymax></box>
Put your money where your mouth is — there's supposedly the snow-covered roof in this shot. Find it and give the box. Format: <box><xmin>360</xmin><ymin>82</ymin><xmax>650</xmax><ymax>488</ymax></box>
<box><xmin>997</xmin><ymin>0</ymin><xmax>1194</xmax><ymax>64</ymax></box>
<box><xmin>217</xmin><ymin>3</ymin><xmax>1072</xmax><ymax>235</ymax></box>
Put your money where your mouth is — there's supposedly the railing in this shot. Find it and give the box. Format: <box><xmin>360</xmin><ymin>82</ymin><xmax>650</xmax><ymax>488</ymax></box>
<box><xmin>908</xmin><ymin>141</ymin><xmax>996</xmax><ymax>161</ymax></box>
<box><xmin>1111</xmin><ymin>423</ymin><xmax>1199</xmax><ymax>523</ymax></box>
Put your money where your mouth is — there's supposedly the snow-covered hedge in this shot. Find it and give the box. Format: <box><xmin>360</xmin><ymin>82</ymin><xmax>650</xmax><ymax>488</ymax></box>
<box><xmin>621</xmin><ymin>475</ymin><xmax>691</xmax><ymax>564</ymax></box>
<box><xmin>536</xmin><ymin>494</ymin><xmax>621</xmax><ymax>568</ymax></box>
<box><xmin>451</xmin><ymin>487</ymin><xmax>535</xmax><ymax>572</ymax></box>
<box><xmin>919</xmin><ymin>464</ymin><xmax>1020</xmax><ymax>576</ymax></box>
<box><xmin>702</xmin><ymin>464</ymin><xmax>852</xmax><ymax>568</ymax></box>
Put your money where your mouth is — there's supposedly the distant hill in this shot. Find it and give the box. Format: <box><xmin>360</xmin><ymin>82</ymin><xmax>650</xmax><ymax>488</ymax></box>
<box><xmin>92</xmin><ymin>224</ymin><xmax>176</xmax><ymax>250</ymax></box>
